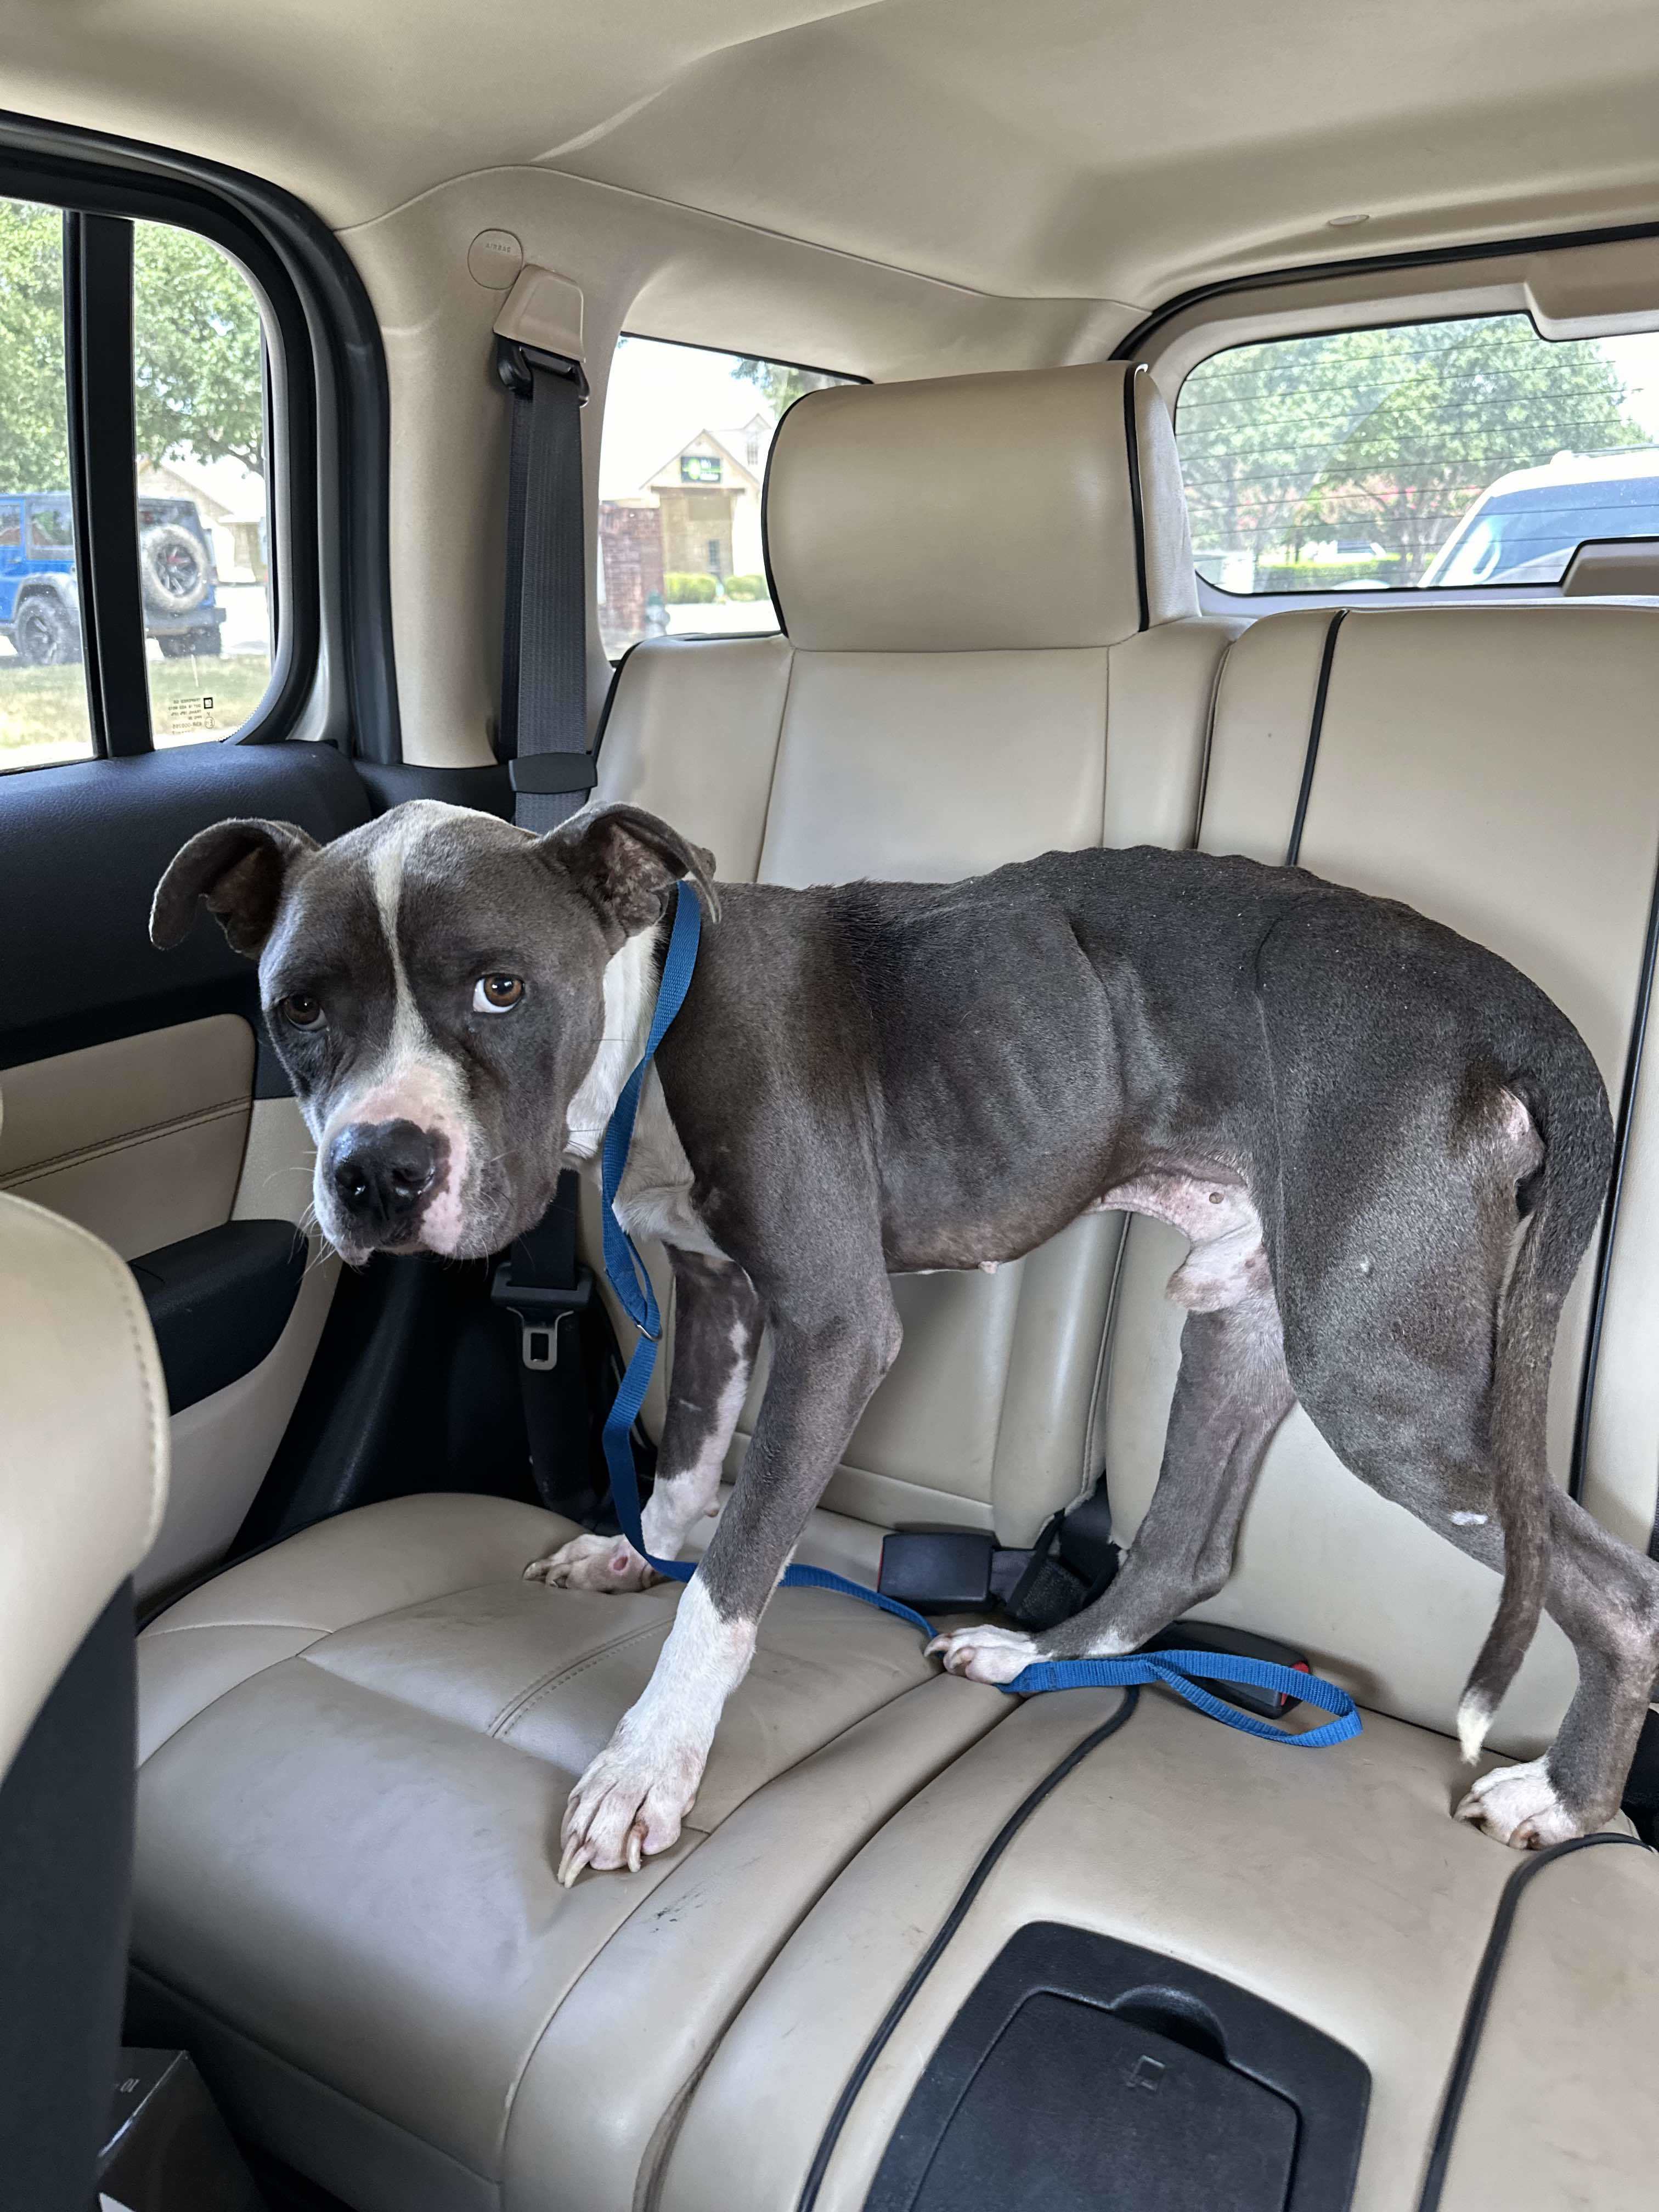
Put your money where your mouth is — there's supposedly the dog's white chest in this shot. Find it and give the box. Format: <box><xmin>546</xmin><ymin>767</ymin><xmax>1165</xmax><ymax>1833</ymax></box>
<box><xmin>601</xmin><ymin>1071</ymin><xmax>726</xmax><ymax>1261</ymax></box>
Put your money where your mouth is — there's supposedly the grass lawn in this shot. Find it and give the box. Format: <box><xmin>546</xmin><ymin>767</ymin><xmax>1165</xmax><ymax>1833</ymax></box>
<box><xmin>0</xmin><ymin>651</ymin><xmax>273</xmax><ymax>769</ymax></box>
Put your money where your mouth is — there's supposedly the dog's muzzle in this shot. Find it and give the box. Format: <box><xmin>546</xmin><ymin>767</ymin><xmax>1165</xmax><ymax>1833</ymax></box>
<box><xmin>326</xmin><ymin>1118</ymin><xmax>441</xmax><ymax>1243</ymax></box>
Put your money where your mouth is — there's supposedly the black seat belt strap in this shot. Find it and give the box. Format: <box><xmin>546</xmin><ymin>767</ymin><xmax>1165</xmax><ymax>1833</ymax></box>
<box><xmin>486</xmin><ymin>267</ymin><xmax>603</xmax><ymax>1519</ymax></box>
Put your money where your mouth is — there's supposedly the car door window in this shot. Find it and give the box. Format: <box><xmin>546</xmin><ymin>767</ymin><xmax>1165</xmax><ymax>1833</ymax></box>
<box><xmin>133</xmin><ymin>218</ymin><xmax>274</xmax><ymax>748</ymax></box>
<box><xmin>0</xmin><ymin>197</ymin><xmax>94</xmax><ymax>769</ymax></box>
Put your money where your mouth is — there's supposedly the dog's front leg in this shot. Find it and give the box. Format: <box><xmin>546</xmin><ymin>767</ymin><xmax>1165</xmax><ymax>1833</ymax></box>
<box><xmin>558</xmin><ymin>1285</ymin><xmax>901</xmax><ymax>1882</ymax></box>
<box><xmin>526</xmin><ymin>1250</ymin><xmax>763</xmax><ymax>1593</ymax></box>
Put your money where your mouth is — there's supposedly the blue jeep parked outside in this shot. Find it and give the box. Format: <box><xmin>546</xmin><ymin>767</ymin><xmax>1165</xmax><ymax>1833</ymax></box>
<box><xmin>0</xmin><ymin>491</ymin><xmax>226</xmax><ymax>664</ymax></box>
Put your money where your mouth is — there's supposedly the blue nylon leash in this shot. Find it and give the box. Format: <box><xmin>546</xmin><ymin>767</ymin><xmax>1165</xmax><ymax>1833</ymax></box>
<box><xmin>596</xmin><ymin>884</ymin><xmax>1361</xmax><ymax>1750</ymax></box>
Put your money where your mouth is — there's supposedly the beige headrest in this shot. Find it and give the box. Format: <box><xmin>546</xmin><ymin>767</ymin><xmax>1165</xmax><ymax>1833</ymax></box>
<box><xmin>0</xmin><ymin>1194</ymin><xmax>167</xmax><ymax>1786</ymax></box>
<box><xmin>764</xmin><ymin>361</ymin><xmax>1198</xmax><ymax>653</ymax></box>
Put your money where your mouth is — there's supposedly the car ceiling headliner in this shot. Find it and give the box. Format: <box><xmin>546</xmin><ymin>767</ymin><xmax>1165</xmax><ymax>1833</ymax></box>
<box><xmin>4</xmin><ymin>0</ymin><xmax>1659</xmax><ymax>313</ymax></box>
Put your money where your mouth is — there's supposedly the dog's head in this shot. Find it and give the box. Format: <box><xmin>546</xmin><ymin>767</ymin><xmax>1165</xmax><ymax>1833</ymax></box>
<box><xmin>151</xmin><ymin>799</ymin><xmax>715</xmax><ymax>1262</ymax></box>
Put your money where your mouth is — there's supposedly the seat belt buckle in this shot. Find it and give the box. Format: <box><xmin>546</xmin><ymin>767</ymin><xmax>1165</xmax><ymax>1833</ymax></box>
<box><xmin>490</xmin><ymin>1257</ymin><xmax>594</xmax><ymax>1372</ymax></box>
<box><xmin>1144</xmin><ymin>1622</ymin><xmax>1311</xmax><ymax>1718</ymax></box>
<box><xmin>878</xmin><ymin>1530</ymin><xmax>1031</xmax><ymax>1611</ymax></box>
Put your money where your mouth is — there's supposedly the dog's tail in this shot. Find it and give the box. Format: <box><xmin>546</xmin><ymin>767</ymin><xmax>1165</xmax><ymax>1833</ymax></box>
<box><xmin>1458</xmin><ymin>1040</ymin><xmax>1613</xmax><ymax>1763</ymax></box>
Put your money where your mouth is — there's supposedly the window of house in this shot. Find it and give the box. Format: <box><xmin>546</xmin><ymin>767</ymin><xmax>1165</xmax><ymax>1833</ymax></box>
<box><xmin>596</xmin><ymin>335</ymin><xmax>855</xmax><ymax>657</ymax></box>
<box><xmin>1175</xmin><ymin>314</ymin><xmax>1659</xmax><ymax>594</ymax></box>
<box><xmin>0</xmin><ymin>194</ymin><xmax>277</xmax><ymax>772</ymax></box>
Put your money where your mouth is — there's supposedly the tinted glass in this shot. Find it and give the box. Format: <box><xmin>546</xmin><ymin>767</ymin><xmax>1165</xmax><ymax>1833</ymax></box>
<box><xmin>133</xmin><ymin>218</ymin><xmax>274</xmax><ymax>746</ymax></box>
<box><xmin>1175</xmin><ymin>314</ymin><xmax>1659</xmax><ymax>592</ymax></box>
<box><xmin>596</xmin><ymin>336</ymin><xmax>854</xmax><ymax>658</ymax></box>
<box><xmin>0</xmin><ymin>198</ymin><xmax>95</xmax><ymax>771</ymax></box>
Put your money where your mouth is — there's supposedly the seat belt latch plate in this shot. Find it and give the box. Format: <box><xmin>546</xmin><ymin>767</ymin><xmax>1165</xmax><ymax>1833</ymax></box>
<box><xmin>490</xmin><ymin>1258</ymin><xmax>594</xmax><ymax>1372</ymax></box>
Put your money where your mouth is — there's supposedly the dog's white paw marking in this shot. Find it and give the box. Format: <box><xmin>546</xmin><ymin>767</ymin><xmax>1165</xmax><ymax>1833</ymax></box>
<box><xmin>524</xmin><ymin>1531</ymin><xmax>661</xmax><ymax>1594</ymax></box>
<box><xmin>927</xmin><ymin>1623</ymin><xmax>1039</xmax><ymax>1685</ymax></box>
<box><xmin>557</xmin><ymin>1724</ymin><xmax>704</xmax><ymax>1884</ymax></box>
<box><xmin>1454</xmin><ymin>1756</ymin><xmax>1583</xmax><ymax>1849</ymax></box>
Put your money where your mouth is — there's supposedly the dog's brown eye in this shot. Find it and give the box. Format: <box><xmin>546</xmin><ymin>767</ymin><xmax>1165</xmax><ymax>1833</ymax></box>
<box><xmin>279</xmin><ymin>993</ymin><xmax>323</xmax><ymax>1030</ymax></box>
<box><xmin>475</xmin><ymin>973</ymin><xmax>523</xmax><ymax>1013</ymax></box>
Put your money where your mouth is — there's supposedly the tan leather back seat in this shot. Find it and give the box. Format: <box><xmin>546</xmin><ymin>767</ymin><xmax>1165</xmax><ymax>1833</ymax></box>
<box><xmin>654</xmin><ymin>600</ymin><xmax>1659</xmax><ymax>2212</ymax></box>
<box><xmin>128</xmin><ymin>361</ymin><xmax>1240</xmax><ymax>2212</ymax></box>
<box><xmin>1105</xmin><ymin>602</ymin><xmax>1659</xmax><ymax>1755</ymax></box>
<box><xmin>599</xmin><ymin>360</ymin><xmax>1240</xmax><ymax>1554</ymax></box>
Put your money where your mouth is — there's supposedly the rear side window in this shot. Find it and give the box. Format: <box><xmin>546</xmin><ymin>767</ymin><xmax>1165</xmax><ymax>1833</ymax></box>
<box><xmin>0</xmin><ymin>198</ymin><xmax>94</xmax><ymax>768</ymax></box>
<box><xmin>134</xmin><ymin>219</ymin><xmax>273</xmax><ymax>749</ymax></box>
<box><xmin>0</xmin><ymin>194</ymin><xmax>275</xmax><ymax>772</ymax></box>
<box><xmin>597</xmin><ymin>336</ymin><xmax>854</xmax><ymax>658</ymax></box>
<box><xmin>1175</xmin><ymin>314</ymin><xmax>1659</xmax><ymax>593</ymax></box>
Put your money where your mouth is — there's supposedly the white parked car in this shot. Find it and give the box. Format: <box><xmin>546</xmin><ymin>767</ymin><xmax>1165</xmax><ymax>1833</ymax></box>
<box><xmin>1423</xmin><ymin>445</ymin><xmax>1659</xmax><ymax>585</ymax></box>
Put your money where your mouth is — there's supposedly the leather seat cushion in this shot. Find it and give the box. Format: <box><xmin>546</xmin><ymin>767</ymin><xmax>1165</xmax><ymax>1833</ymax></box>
<box><xmin>660</xmin><ymin>1688</ymin><xmax>1650</xmax><ymax>2212</ymax></box>
<box><xmin>133</xmin><ymin>1494</ymin><xmax>1005</xmax><ymax>2210</ymax></box>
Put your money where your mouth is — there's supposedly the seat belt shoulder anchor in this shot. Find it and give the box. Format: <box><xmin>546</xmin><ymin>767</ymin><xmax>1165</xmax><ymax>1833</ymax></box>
<box><xmin>494</xmin><ymin>334</ymin><xmax>590</xmax><ymax>404</ymax></box>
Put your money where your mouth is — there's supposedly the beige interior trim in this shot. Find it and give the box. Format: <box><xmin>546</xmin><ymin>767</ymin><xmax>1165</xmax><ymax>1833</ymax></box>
<box><xmin>142</xmin><ymin>1257</ymin><xmax>338</xmax><ymax>1605</ymax></box>
<box><xmin>0</xmin><ymin>1016</ymin><xmax>255</xmax><ymax>1261</ymax></box>
<box><xmin>0</xmin><ymin>1193</ymin><xmax>168</xmax><ymax>1784</ymax></box>
<box><xmin>232</xmin><ymin>1094</ymin><xmax>323</xmax><ymax>1228</ymax></box>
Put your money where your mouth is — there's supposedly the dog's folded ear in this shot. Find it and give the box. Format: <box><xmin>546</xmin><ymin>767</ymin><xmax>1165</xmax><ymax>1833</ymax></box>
<box><xmin>150</xmin><ymin>817</ymin><xmax>320</xmax><ymax>957</ymax></box>
<box><xmin>543</xmin><ymin>803</ymin><xmax>720</xmax><ymax>935</ymax></box>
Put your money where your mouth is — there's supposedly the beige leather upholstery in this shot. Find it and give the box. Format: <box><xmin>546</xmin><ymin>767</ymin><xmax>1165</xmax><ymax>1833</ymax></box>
<box><xmin>0</xmin><ymin>1192</ymin><xmax>168</xmax><ymax>1785</ymax></box>
<box><xmin>765</xmin><ymin>363</ymin><xmax>1195</xmax><ymax>651</ymax></box>
<box><xmin>133</xmin><ymin>1494</ymin><xmax>1003</xmax><ymax>2212</ymax></box>
<box><xmin>1105</xmin><ymin>603</ymin><xmax>1659</xmax><ymax>1754</ymax></box>
<box><xmin>0</xmin><ymin>1014</ymin><xmax>254</xmax><ymax>1261</ymax></box>
<box><xmin>597</xmin><ymin>358</ymin><xmax>1238</xmax><ymax>1542</ymax></box>
<box><xmin>661</xmin><ymin>1690</ymin><xmax>1645</xmax><ymax>2212</ymax></box>
<box><xmin>1436</xmin><ymin>1840</ymin><xmax>1659</xmax><ymax>2211</ymax></box>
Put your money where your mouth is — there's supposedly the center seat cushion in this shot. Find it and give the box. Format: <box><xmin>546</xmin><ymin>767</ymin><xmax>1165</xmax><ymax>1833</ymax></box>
<box><xmin>1104</xmin><ymin>603</ymin><xmax>1659</xmax><ymax>1754</ymax></box>
<box><xmin>594</xmin><ymin>360</ymin><xmax>1244</xmax><ymax>1552</ymax></box>
<box><xmin>130</xmin><ymin>359</ymin><xmax>1233</xmax><ymax>2212</ymax></box>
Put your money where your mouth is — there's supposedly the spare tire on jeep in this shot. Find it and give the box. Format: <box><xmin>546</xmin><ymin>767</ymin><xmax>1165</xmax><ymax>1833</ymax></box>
<box><xmin>140</xmin><ymin>522</ymin><xmax>210</xmax><ymax>614</ymax></box>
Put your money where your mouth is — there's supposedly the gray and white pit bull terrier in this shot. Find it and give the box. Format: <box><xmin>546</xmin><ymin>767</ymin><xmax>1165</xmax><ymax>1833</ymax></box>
<box><xmin>152</xmin><ymin>798</ymin><xmax>1659</xmax><ymax>1881</ymax></box>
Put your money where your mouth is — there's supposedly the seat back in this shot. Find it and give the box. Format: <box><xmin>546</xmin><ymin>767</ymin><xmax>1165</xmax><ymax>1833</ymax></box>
<box><xmin>0</xmin><ymin>1190</ymin><xmax>168</xmax><ymax>2211</ymax></box>
<box><xmin>596</xmin><ymin>362</ymin><xmax>1240</xmax><ymax>1547</ymax></box>
<box><xmin>1103</xmin><ymin>602</ymin><xmax>1659</xmax><ymax>1751</ymax></box>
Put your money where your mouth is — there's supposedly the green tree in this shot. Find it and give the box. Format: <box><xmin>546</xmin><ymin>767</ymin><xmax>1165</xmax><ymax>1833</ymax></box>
<box><xmin>733</xmin><ymin>357</ymin><xmax>842</xmax><ymax>415</ymax></box>
<box><xmin>1179</xmin><ymin>316</ymin><xmax>1643</xmax><ymax>585</ymax></box>
<box><xmin>0</xmin><ymin>198</ymin><xmax>264</xmax><ymax>494</ymax></box>
<box><xmin>0</xmin><ymin>199</ymin><xmax>70</xmax><ymax>492</ymax></box>
<box><xmin>133</xmin><ymin>221</ymin><xmax>265</xmax><ymax>469</ymax></box>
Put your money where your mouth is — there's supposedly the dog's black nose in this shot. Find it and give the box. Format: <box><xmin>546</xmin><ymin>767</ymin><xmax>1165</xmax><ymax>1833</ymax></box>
<box><xmin>327</xmin><ymin>1120</ymin><xmax>438</xmax><ymax>1236</ymax></box>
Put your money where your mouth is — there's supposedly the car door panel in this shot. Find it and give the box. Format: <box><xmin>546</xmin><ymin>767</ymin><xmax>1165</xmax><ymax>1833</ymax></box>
<box><xmin>0</xmin><ymin>740</ymin><xmax>370</xmax><ymax>1601</ymax></box>
<box><xmin>0</xmin><ymin>1016</ymin><xmax>255</xmax><ymax>1259</ymax></box>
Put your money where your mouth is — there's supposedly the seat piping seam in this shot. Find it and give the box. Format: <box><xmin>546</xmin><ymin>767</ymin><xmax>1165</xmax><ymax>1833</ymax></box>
<box><xmin>486</xmin><ymin>1616</ymin><xmax>673</xmax><ymax>1736</ymax></box>
<box><xmin>1285</xmin><ymin>607</ymin><xmax>1346</xmax><ymax>868</ymax></box>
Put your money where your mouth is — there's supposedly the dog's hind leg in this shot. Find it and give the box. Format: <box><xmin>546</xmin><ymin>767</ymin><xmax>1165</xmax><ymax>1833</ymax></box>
<box><xmin>1451</xmin><ymin>1490</ymin><xmax>1659</xmax><ymax>1846</ymax></box>
<box><xmin>526</xmin><ymin>1249</ymin><xmax>762</xmax><ymax>1593</ymax></box>
<box><xmin>932</xmin><ymin>1281</ymin><xmax>1294</xmax><ymax>1684</ymax></box>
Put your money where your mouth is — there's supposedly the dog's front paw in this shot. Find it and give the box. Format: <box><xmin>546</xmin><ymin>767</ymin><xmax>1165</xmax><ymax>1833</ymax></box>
<box><xmin>926</xmin><ymin>1623</ymin><xmax>1038</xmax><ymax>1685</ymax></box>
<box><xmin>524</xmin><ymin>1531</ymin><xmax>662</xmax><ymax>1593</ymax></box>
<box><xmin>557</xmin><ymin>1725</ymin><xmax>704</xmax><ymax>1884</ymax></box>
<box><xmin>1454</xmin><ymin>1756</ymin><xmax>1587</xmax><ymax>1849</ymax></box>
